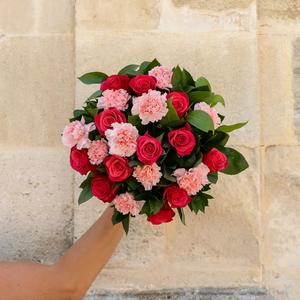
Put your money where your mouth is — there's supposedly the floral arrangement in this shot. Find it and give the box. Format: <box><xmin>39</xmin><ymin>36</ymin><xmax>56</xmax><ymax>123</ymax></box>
<box><xmin>62</xmin><ymin>59</ymin><xmax>248</xmax><ymax>233</ymax></box>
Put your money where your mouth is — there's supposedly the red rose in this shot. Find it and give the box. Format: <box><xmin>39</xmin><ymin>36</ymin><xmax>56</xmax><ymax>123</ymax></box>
<box><xmin>147</xmin><ymin>202</ymin><xmax>175</xmax><ymax>225</ymax></box>
<box><xmin>94</xmin><ymin>108</ymin><xmax>126</xmax><ymax>136</ymax></box>
<box><xmin>129</xmin><ymin>75</ymin><xmax>156</xmax><ymax>95</ymax></box>
<box><xmin>167</xmin><ymin>91</ymin><xmax>189</xmax><ymax>118</ymax></box>
<box><xmin>136</xmin><ymin>133</ymin><xmax>163</xmax><ymax>165</ymax></box>
<box><xmin>164</xmin><ymin>185</ymin><xmax>191</xmax><ymax>208</ymax></box>
<box><xmin>168</xmin><ymin>127</ymin><xmax>196</xmax><ymax>156</ymax></box>
<box><xmin>103</xmin><ymin>155</ymin><xmax>132</xmax><ymax>182</ymax></box>
<box><xmin>70</xmin><ymin>147</ymin><xmax>94</xmax><ymax>175</ymax></box>
<box><xmin>100</xmin><ymin>74</ymin><xmax>130</xmax><ymax>91</ymax></box>
<box><xmin>91</xmin><ymin>175</ymin><xmax>118</xmax><ymax>203</ymax></box>
<box><xmin>202</xmin><ymin>148</ymin><xmax>228</xmax><ymax>172</ymax></box>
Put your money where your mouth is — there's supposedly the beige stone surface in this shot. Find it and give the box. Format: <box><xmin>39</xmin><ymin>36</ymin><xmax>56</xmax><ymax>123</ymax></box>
<box><xmin>0</xmin><ymin>148</ymin><xmax>73</xmax><ymax>263</ymax></box>
<box><xmin>263</xmin><ymin>146</ymin><xmax>300</xmax><ymax>300</ymax></box>
<box><xmin>258</xmin><ymin>35</ymin><xmax>297</xmax><ymax>146</ymax></box>
<box><xmin>0</xmin><ymin>35</ymin><xmax>74</xmax><ymax>147</ymax></box>
<box><xmin>76</xmin><ymin>31</ymin><xmax>258</xmax><ymax>147</ymax></box>
<box><xmin>76</xmin><ymin>0</ymin><xmax>160</xmax><ymax>31</ymax></box>
<box><xmin>0</xmin><ymin>0</ymin><xmax>34</xmax><ymax>34</ymax></box>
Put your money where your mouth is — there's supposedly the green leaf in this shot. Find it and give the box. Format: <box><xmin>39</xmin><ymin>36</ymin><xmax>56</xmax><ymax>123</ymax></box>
<box><xmin>205</xmin><ymin>131</ymin><xmax>230</xmax><ymax>147</ymax></box>
<box><xmin>78</xmin><ymin>72</ymin><xmax>107</xmax><ymax>84</ymax></box>
<box><xmin>182</xmin><ymin>68</ymin><xmax>195</xmax><ymax>87</ymax></box>
<box><xmin>126</xmin><ymin>177</ymin><xmax>140</xmax><ymax>190</ymax></box>
<box><xmin>118</xmin><ymin>64</ymin><xmax>139</xmax><ymax>75</ymax></box>
<box><xmin>188</xmin><ymin>91</ymin><xmax>213</xmax><ymax>104</ymax></box>
<box><xmin>78</xmin><ymin>184</ymin><xmax>93</xmax><ymax>205</ymax></box>
<box><xmin>128</xmin><ymin>160</ymin><xmax>139</xmax><ymax>167</ymax></box>
<box><xmin>139</xmin><ymin>59</ymin><xmax>161</xmax><ymax>74</ymax></box>
<box><xmin>160</xmin><ymin>98</ymin><xmax>184</xmax><ymax>127</ymax></box>
<box><xmin>149</xmin><ymin>196</ymin><xmax>165</xmax><ymax>214</ymax></box>
<box><xmin>157</xmin><ymin>132</ymin><xmax>164</xmax><ymax>142</ymax></box>
<box><xmin>171</xmin><ymin>66</ymin><xmax>183</xmax><ymax>90</ymax></box>
<box><xmin>122</xmin><ymin>215</ymin><xmax>130</xmax><ymax>235</ymax></box>
<box><xmin>112</xmin><ymin>210</ymin><xmax>128</xmax><ymax>224</ymax></box>
<box><xmin>87</xmin><ymin>90</ymin><xmax>102</xmax><ymax>101</ymax></box>
<box><xmin>128</xmin><ymin>115</ymin><xmax>142</xmax><ymax>127</ymax></box>
<box><xmin>85</xmin><ymin>106</ymin><xmax>98</xmax><ymax>117</ymax></box>
<box><xmin>186</xmin><ymin>110</ymin><xmax>214</xmax><ymax>132</ymax></box>
<box><xmin>73</xmin><ymin>109</ymin><xmax>87</xmax><ymax>119</ymax></box>
<box><xmin>217</xmin><ymin>121</ymin><xmax>248</xmax><ymax>133</ymax></box>
<box><xmin>190</xmin><ymin>193</ymin><xmax>209</xmax><ymax>214</ymax></box>
<box><xmin>177</xmin><ymin>208</ymin><xmax>186</xmax><ymax>225</ymax></box>
<box><xmin>210</xmin><ymin>94</ymin><xmax>225</xmax><ymax>106</ymax></box>
<box><xmin>207</xmin><ymin>172</ymin><xmax>218</xmax><ymax>184</ymax></box>
<box><xmin>162</xmin><ymin>164</ymin><xmax>177</xmax><ymax>182</ymax></box>
<box><xmin>219</xmin><ymin>147</ymin><xmax>249</xmax><ymax>175</ymax></box>
<box><xmin>195</xmin><ymin>76</ymin><xmax>211</xmax><ymax>91</ymax></box>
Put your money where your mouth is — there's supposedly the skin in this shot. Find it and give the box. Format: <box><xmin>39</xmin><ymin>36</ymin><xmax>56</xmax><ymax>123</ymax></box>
<box><xmin>0</xmin><ymin>206</ymin><xmax>123</xmax><ymax>300</ymax></box>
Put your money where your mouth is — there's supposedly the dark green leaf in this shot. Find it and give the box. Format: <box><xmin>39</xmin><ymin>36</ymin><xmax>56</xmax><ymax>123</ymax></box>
<box><xmin>205</xmin><ymin>131</ymin><xmax>230</xmax><ymax>147</ymax></box>
<box><xmin>122</xmin><ymin>215</ymin><xmax>130</xmax><ymax>235</ymax></box>
<box><xmin>171</xmin><ymin>66</ymin><xmax>183</xmax><ymax>90</ymax></box>
<box><xmin>87</xmin><ymin>90</ymin><xmax>102</xmax><ymax>100</ymax></box>
<box><xmin>188</xmin><ymin>91</ymin><xmax>212</xmax><ymax>104</ymax></box>
<box><xmin>160</xmin><ymin>98</ymin><xmax>180</xmax><ymax>127</ymax></box>
<box><xmin>118</xmin><ymin>64</ymin><xmax>139</xmax><ymax>75</ymax></box>
<box><xmin>186</xmin><ymin>110</ymin><xmax>214</xmax><ymax>132</ymax></box>
<box><xmin>85</xmin><ymin>106</ymin><xmax>98</xmax><ymax>117</ymax></box>
<box><xmin>73</xmin><ymin>109</ymin><xmax>87</xmax><ymax>119</ymax></box>
<box><xmin>195</xmin><ymin>76</ymin><xmax>211</xmax><ymax>91</ymax></box>
<box><xmin>217</xmin><ymin>121</ymin><xmax>248</xmax><ymax>133</ymax></box>
<box><xmin>128</xmin><ymin>115</ymin><xmax>142</xmax><ymax>127</ymax></box>
<box><xmin>210</xmin><ymin>94</ymin><xmax>225</xmax><ymax>106</ymax></box>
<box><xmin>78</xmin><ymin>184</ymin><xmax>93</xmax><ymax>205</ymax></box>
<box><xmin>139</xmin><ymin>59</ymin><xmax>161</xmax><ymax>74</ymax></box>
<box><xmin>112</xmin><ymin>210</ymin><xmax>128</xmax><ymax>224</ymax></box>
<box><xmin>190</xmin><ymin>193</ymin><xmax>209</xmax><ymax>214</ymax></box>
<box><xmin>182</xmin><ymin>68</ymin><xmax>195</xmax><ymax>87</ymax></box>
<box><xmin>78</xmin><ymin>72</ymin><xmax>107</xmax><ymax>84</ymax></box>
<box><xmin>219</xmin><ymin>147</ymin><xmax>249</xmax><ymax>175</ymax></box>
<box><xmin>207</xmin><ymin>172</ymin><xmax>218</xmax><ymax>184</ymax></box>
<box><xmin>177</xmin><ymin>208</ymin><xmax>186</xmax><ymax>225</ymax></box>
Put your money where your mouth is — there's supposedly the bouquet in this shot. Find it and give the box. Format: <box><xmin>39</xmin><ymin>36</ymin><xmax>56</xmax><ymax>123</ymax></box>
<box><xmin>62</xmin><ymin>59</ymin><xmax>248</xmax><ymax>234</ymax></box>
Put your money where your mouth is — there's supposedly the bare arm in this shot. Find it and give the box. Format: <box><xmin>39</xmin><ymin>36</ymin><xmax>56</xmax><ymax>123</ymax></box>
<box><xmin>0</xmin><ymin>206</ymin><xmax>123</xmax><ymax>300</ymax></box>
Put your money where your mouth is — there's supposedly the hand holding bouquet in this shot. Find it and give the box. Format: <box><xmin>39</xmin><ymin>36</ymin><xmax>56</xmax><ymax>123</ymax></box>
<box><xmin>62</xmin><ymin>59</ymin><xmax>248</xmax><ymax>233</ymax></box>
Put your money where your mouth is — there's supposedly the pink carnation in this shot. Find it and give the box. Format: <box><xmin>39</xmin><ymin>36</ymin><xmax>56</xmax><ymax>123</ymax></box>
<box><xmin>133</xmin><ymin>163</ymin><xmax>162</xmax><ymax>190</ymax></box>
<box><xmin>131</xmin><ymin>90</ymin><xmax>168</xmax><ymax>125</ymax></box>
<box><xmin>97</xmin><ymin>89</ymin><xmax>129</xmax><ymax>111</ymax></box>
<box><xmin>173</xmin><ymin>163</ymin><xmax>210</xmax><ymax>195</ymax></box>
<box><xmin>105</xmin><ymin>122</ymin><xmax>139</xmax><ymax>157</ymax></box>
<box><xmin>194</xmin><ymin>102</ymin><xmax>221</xmax><ymax>129</ymax></box>
<box><xmin>148</xmin><ymin>66</ymin><xmax>172</xmax><ymax>89</ymax></box>
<box><xmin>113</xmin><ymin>192</ymin><xmax>144</xmax><ymax>216</ymax></box>
<box><xmin>62</xmin><ymin>117</ymin><xmax>95</xmax><ymax>149</ymax></box>
<box><xmin>87</xmin><ymin>139</ymin><xmax>108</xmax><ymax>165</ymax></box>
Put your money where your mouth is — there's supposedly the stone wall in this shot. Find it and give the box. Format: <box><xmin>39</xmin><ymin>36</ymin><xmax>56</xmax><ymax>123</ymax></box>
<box><xmin>0</xmin><ymin>1</ymin><xmax>299</xmax><ymax>299</ymax></box>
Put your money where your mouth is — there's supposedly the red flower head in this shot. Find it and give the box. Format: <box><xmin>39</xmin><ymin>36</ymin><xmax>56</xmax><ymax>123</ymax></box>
<box><xmin>100</xmin><ymin>74</ymin><xmax>130</xmax><ymax>91</ymax></box>
<box><xmin>129</xmin><ymin>75</ymin><xmax>156</xmax><ymax>95</ymax></box>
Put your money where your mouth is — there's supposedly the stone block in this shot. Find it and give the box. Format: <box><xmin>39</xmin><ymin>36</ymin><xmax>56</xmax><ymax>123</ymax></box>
<box><xmin>0</xmin><ymin>148</ymin><xmax>73</xmax><ymax>263</ymax></box>
<box><xmin>0</xmin><ymin>36</ymin><xmax>74</xmax><ymax>147</ymax></box>
<box><xmin>76</xmin><ymin>31</ymin><xmax>258</xmax><ymax>147</ymax></box>
<box><xmin>263</xmin><ymin>145</ymin><xmax>300</xmax><ymax>299</ymax></box>
<box><xmin>160</xmin><ymin>0</ymin><xmax>256</xmax><ymax>32</ymax></box>
<box><xmin>0</xmin><ymin>0</ymin><xmax>34</xmax><ymax>34</ymax></box>
<box><xmin>258</xmin><ymin>36</ymin><xmax>297</xmax><ymax>146</ymax></box>
<box><xmin>76</xmin><ymin>0</ymin><xmax>160</xmax><ymax>32</ymax></box>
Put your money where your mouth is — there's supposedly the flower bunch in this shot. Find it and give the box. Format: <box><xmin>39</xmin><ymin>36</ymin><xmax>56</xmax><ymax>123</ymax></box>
<box><xmin>62</xmin><ymin>59</ymin><xmax>249</xmax><ymax>233</ymax></box>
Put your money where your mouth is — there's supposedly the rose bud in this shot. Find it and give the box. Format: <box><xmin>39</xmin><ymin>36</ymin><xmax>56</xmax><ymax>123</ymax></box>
<box><xmin>147</xmin><ymin>202</ymin><xmax>176</xmax><ymax>225</ymax></box>
<box><xmin>94</xmin><ymin>108</ymin><xmax>126</xmax><ymax>136</ymax></box>
<box><xmin>202</xmin><ymin>148</ymin><xmax>228</xmax><ymax>172</ymax></box>
<box><xmin>100</xmin><ymin>74</ymin><xmax>130</xmax><ymax>91</ymax></box>
<box><xmin>168</xmin><ymin>127</ymin><xmax>196</xmax><ymax>156</ymax></box>
<box><xmin>70</xmin><ymin>147</ymin><xmax>94</xmax><ymax>175</ymax></box>
<box><xmin>136</xmin><ymin>133</ymin><xmax>163</xmax><ymax>165</ymax></box>
<box><xmin>167</xmin><ymin>91</ymin><xmax>189</xmax><ymax>118</ymax></box>
<box><xmin>164</xmin><ymin>185</ymin><xmax>191</xmax><ymax>208</ymax></box>
<box><xmin>103</xmin><ymin>155</ymin><xmax>132</xmax><ymax>182</ymax></box>
<box><xmin>91</xmin><ymin>175</ymin><xmax>118</xmax><ymax>203</ymax></box>
<box><xmin>129</xmin><ymin>75</ymin><xmax>156</xmax><ymax>95</ymax></box>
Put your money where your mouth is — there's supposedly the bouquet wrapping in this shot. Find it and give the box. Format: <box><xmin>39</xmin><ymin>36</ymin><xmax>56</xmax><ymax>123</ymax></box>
<box><xmin>62</xmin><ymin>59</ymin><xmax>248</xmax><ymax>233</ymax></box>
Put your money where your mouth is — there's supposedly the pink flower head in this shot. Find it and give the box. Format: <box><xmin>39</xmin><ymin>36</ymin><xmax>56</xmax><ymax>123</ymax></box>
<box><xmin>131</xmin><ymin>90</ymin><xmax>168</xmax><ymax>125</ymax></box>
<box><xmin>87</xmin><ymin>139</ymin><xmax>108</xmax><ymax>165</ymax></box>
<box><xmin>173</xmin><ymin>163</ymin><xmax>210</xmax><ymax>195</ymax></box>
<box><xmin>133</xmin><ymin>163</ymin><xmax>162</xmax><ymax>190</ymax></box>
<box><xmin>148</xmin><ymin>66</ymin><xmax>173</xmax><ymax>89</ymax></box>
<box><xmin>62</xmin><ymin>117</ymin><xmax>95</xmax><ymax>149</ymax></box>
<box><xmin>105</xmin><ymin>122</ymin><xmax>139</xmax><ymax>157</ymax></box>
<box><xmin>97</xmin><ymin>89</ymin><xmax>130</xmax><ymax>111</ymax></box>
<box><xmin>113</xmin><ymin>192</ymin><xmax>144</xmax><ymax>216</ymax></box>
<box><xmin>194</xmin><ymin>102</ymin><xmax>221</xmax><ymax>129</ymax></box>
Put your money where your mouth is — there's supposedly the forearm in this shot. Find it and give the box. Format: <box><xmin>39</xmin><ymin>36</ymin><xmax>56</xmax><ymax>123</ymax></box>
<box><xmin>55</xmin><ymin>206</ymin><xmax>123</xmax><ymax>297</ymax></box>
